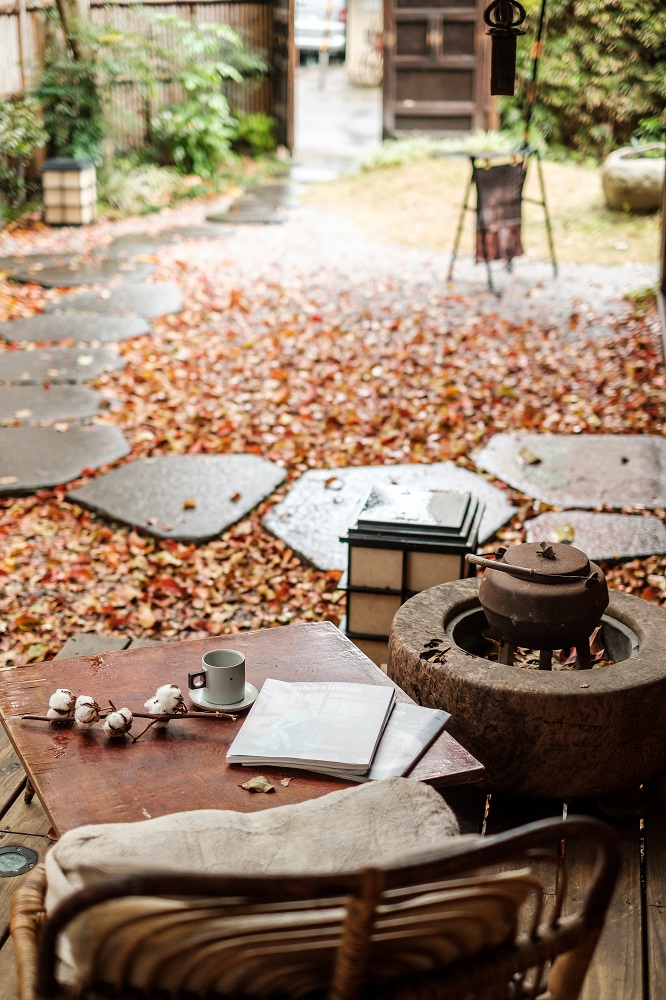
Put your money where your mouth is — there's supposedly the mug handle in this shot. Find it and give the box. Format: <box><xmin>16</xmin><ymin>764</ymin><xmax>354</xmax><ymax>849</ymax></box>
<box><xmin>188</xmin><ymin>670</ymin><xmax>206</xmax><ymax>690</ymax></box>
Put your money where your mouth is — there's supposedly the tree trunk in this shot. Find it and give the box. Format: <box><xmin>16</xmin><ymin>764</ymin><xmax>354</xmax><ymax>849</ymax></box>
<box><xmin>55</xmin><ymin>0</ymin><xmax>92</xmax><ymax>61</ymax></box>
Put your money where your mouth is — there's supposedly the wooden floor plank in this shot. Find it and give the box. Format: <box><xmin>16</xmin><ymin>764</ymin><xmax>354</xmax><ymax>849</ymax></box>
<box><xmin>645</xmin><ymin>775</ymin><xmax>666</xmax><ymax>1000</ymax></box>
<box><xmin>0</xmin><ymin>795</ymin><xmax>52</xmax><ymax>943</ymax></box>
<box><xmin>0</xmin><ymin>730</ymin><xmax>24</xmax><ymax>818</ymax></box>
<box><xmin>564</xmin><ymin>802</ymin><xmax>643</xmax><ymax>1000</ymax></box>
<box><xmin>0</xmin><ymin>936</ymin><xmax>19</xmax><ymax>1000</ymax></box>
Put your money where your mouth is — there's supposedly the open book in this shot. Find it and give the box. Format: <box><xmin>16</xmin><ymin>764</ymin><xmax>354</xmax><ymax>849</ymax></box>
<box><xmin>226</xmin><ymin>679</ymin><xmax>396</xmax><ymax>774</ymax></box>
<box><xmin>300</xmin><ymin>702</ymin><xmax>451</xmax><ymax>782</ymax></box>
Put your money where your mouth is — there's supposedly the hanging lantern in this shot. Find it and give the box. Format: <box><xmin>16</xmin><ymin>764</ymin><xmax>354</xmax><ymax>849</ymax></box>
<box><xmin>483</xmin><ymin>0</ymin><xmax>527</xmax><ymax>96</ymax></box>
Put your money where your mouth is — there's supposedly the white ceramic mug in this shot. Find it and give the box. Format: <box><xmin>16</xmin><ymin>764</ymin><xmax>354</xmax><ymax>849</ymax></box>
<box><xmin>188</xmin><ymin>649</ymin><xmax>245</xmax><ymax>705</ymax></box>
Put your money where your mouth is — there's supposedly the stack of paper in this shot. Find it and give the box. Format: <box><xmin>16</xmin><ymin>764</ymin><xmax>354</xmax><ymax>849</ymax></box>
<box><xmin>226</xmin><ymin>679</ymin><xmax>450</xmax><ymax>780</ymax></box>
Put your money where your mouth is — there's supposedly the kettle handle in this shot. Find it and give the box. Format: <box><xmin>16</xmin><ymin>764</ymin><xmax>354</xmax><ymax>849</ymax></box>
<box><xmin>466</xmin><ymin>553</ymin><xmax>599</xmax><ymax>585</ymax></box>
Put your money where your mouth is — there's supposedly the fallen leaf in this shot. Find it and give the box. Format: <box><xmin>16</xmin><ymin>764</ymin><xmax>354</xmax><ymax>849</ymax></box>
<box><xmin>552</xmin><ymin>524</ymin><xmax>575</xmax><ymax>543</ymax></box>
<box><xmin>138</xmin><ymin>605</ymin><xmax>156</xmax><ymax>629</ymax></box>
<box><xmin>280</xmin><ymin>777</ymin><xmax>292</xmax><ymax>786</ymax></box>
<box><xmin>182</xmin><ymin>498</ymin><xmax>197</xmax><ymax>509</ymax></box>
<box><xmin>76</xmin><ymin>355</ymin><xmax>94</xmax><ymax>367</ymax></box>
<box><xmin>14</xmin><ymin>614</ymin><xmax>41</xmax><ymax>632</ymax></box>
<box><xmin>230</xmin><ymin>492</ymin><xmax>242</xmax><ymax>503</ymax></box>
<box><xmin>240</xmin><ymin>776</ymin><xmax>275</xmax><ymax>793</ymax></box>
<box><xmin>0</xmin><ymin>476</ymin><xmax>18</xmax><ymax>485</ymax></box>
<box><xmin>14</xmin><ymin>409</ymin><xmax>32</xmax><ymax>419</ymax></box>
<box><xmin>518</xmin><ymin>447</ymin><xmax>541</xmax><ymax>466</ymax></box>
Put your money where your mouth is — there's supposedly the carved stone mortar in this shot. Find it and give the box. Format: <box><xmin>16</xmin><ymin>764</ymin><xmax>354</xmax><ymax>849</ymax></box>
<box><xmin>388</xmin><ymin>579</ymin><xmax>666</xmax><ymax>797</ymax></box>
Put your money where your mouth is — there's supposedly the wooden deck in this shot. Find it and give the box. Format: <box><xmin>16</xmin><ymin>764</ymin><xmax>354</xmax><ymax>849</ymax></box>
<box><xmin>0</xmin><ymin>724</ymin><xmax>663</xmax><ymax>999</ymax></box>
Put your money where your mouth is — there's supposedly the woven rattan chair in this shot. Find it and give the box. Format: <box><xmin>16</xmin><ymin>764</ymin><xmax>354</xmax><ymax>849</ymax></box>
<box><xmin>11</xmin><ymin>813</ymin><xmax>618</xmax><ymax>1000</ymax></box>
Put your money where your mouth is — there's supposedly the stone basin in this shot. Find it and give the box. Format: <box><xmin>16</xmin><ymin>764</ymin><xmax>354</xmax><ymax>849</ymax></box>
<box><xmin>388</xmin><ymin>579</ymin><xmax>666</xmax><ymax>798</ymax></box>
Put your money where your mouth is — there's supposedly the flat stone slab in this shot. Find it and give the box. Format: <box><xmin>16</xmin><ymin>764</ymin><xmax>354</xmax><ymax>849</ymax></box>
<box><xmin>0</xmin><ymin>251</ymin><xmax>83</xmax><ymax>272</ymax></box>
<box><xmin>102</xmin><ymin>234</ymin><xmax>180</xmax><ymax>258</ymax></box>
<box><xmin>206</xmin><ymin>208</ymin><xmax>285</xmax><ymax>225</ymax></box>
<box><xmin>477</xmin><ymin>433</ymin><xmax>666</xmax><ymax>509</ymax></box>
<box><xmin>526</xmin><ymin>511</ymin><xmax>666</xmax><ymax>562</ymax></box>
<box><xmin>67</xmin><ymin>454</ymin><xmax>286</xmax><ymax>541</ymax></box>
<box><xmin>10</xmin><ymin>258</ymin><xmax>154</xmax><ymax>288</ymax></box>
<box><xmin>161</xmin><ymin>225</ymin><xmax>237</xmax><ymax>240</ymax></box>
<box><xmin>0</xmin><ymin>346</ymin><xmax>123</xmax><ymax>384</ymax></box>
<box><xmin>0</xmin><ymin>424</ymin><xmax>130</xmax><ymax>495</ymax></box>
<box><xmin>0</xmin><ymin>314</ymin><xmax>150</xmax><ymax>345</ymax></box>
<box><xmin>0</xmin><ymin>384</ymin><xmax>103</xmax><ymax>423</ymax></box>
<box><xmin>263</xmin><ymin>463</ymin><xmax>516</xmax><ymax>571</ymax></box>
<box><xmin>44</xmin><ymin>283</ymin><xmax>183</xmax><ymax>318</ymax></box>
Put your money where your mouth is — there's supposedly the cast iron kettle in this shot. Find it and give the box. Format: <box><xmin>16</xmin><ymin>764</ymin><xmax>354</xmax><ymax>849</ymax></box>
<box><xmin>466</xmin><ymin>541</ymin><xmax>609</xmax><ymax>650</ymax></box>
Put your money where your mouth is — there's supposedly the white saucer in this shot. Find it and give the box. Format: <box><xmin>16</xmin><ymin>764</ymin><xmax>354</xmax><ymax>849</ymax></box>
<box><xmin>189</xmin><ymin>682</ymin><xmax>259</xmax><ymax>712</ymax></box>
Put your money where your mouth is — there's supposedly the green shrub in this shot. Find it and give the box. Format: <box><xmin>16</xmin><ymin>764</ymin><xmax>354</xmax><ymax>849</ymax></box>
<box><xmin>98</xmin><ymin>160</ymin><xmax>182</xmax><ymax>215</ymax></box>
<box><xmin>34</xmin><ymin>48</ymin><xmax>105</xmax><ymax>163</ymax></box>
<box><xmin>0</xmin><ymin>97</ymin><xmax>46</xmax><ymax>213</ymax></box>
<box><xmin>505</xmin><ymin>0</ymin><xmax>666</xmax><ymax>159</ymax></box>
<box><xmin>152</xmin><ymin>93</ymin><xmax>238</xmax><ymax>177</ymax></box>
<box><xmin>233</xmin><ymin>112</ymin><xmax>276</xmax><ymax>155</ymax></box>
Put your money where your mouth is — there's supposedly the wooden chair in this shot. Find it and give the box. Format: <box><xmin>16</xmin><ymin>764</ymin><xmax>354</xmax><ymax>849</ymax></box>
<box><xmin>11</xmin><ymin>814</ymin><xmax>619</xmax><ymax>1000</ymax></box>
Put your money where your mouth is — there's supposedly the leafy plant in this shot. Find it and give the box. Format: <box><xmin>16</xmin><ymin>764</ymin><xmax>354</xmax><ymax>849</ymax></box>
<box><xmin>359</xmin><ymin>130</ymin><xmax>532</xmax><ymax>172</ymax></box>
<box><xmin>233</xmin><ymin>113</ymin><xmax>276</xmax><ymax>155</ymax></box>
<box><xmin>152</xmin><ymin>93</ymin><xmax>238</xmax><ymax>177</ymax></box>
<box><xmin>98</xmin><ymin>159</ymin><xmax>182</xmax><ymax>216</ymax></box>
<box><xmin>504</xmin><ymin>0</ymin><xmax>666</xmax><ymax>159</ymax></box>
<box><xmin>0</xmin><ymin>97</ymin><xmax>46</xmax><ymax>213</ymax></box>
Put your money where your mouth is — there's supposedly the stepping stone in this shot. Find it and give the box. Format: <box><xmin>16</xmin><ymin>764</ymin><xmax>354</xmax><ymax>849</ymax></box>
<box><xmin>206</xmin><ymin>206</ymin><xmax>284</xmax><ymax>225</ymax></box>
<box><xmin>476</xmin><ymin>433</ymin><xmax>666</xmax><ymax>509</ymax></box>
<box><xmin>44</xmin><ymin>283</ymin><xmax>183</xmax><ymax>319</ymax></box>
<box><xmin>0</xmin><ymin>314</ymin><xmax>150</xmax><ymax>345</ymax></box>
<box><xmin>160</xmin><ymin>224</ymin><xmax>237</xmax><ymax>240</ymax></box>
<box><xmin>0</xmin><ymin>346</ymin><xmax>123</xmax><ymax>384</ymax></box>
<box><xmin>67</xmin><ymin>454</ymin><xmax>286</xmax><ymax>542</ymax></box>
<box><xmin>0</xmin><ymin>385</ymin><xmax>103</xmax><ymax>423</ymax></box>
<box><xmin>0</xmin><ymin>251</ymin><xmax>83</xmax><ymax>272</ymax></box>
<box><xmin>263</xmin><ymin>462</ymin><xmax>516</xmax><ymax>571</ymax></box>
<box><xmin>0</xmin><ymin>424</ymin><xmax>130</xmax><ymax>495</ymax></box>
<box><xmin>102</xmin><ymin>234</ymin><xmax>180</xmax><ymax>258</ymax></box>
<box><xmin>10</xmin><ymin>258</ymin><xmax>154</xmax><ymax>288</ymax></box>
<box><xmin>526</xmin><ymin>511</ymin><xmax>666</xmax><ymax>562</ymax></box>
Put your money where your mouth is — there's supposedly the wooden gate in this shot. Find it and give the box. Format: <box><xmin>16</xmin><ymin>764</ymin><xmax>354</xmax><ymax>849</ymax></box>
<box><xmin>382</xmin><ymin>0</ymin><xmax>492</xmax><ymax>138</ymax></box>
<box><xmin>272</xmin><ymin>0</ymin><xmax>295</xmax><ymax>150</ymax></box>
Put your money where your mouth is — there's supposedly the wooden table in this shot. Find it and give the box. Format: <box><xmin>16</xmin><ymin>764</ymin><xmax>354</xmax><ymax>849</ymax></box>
<box><xmin>0</xmin><ymin>622</ymin><xmax>484</xmax><ymax>837</ymax></box>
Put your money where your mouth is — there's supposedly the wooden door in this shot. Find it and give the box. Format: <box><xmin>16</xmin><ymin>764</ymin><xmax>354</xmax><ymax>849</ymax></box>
<box><xmin>383</xmin><ymin>0</ymin><xmax>491</xmax><ymax>138</ymax></box>
<box><xmin>272</xmin><ymin>0</ymin><xmax>295</xmax><ymax>151</ymax></box>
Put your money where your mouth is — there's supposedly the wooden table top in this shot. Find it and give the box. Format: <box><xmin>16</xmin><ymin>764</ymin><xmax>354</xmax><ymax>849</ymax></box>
<box><xmin>0</xmin><ymin>622</ymin><xmax>483</xmax><ymax>836</ymax></box>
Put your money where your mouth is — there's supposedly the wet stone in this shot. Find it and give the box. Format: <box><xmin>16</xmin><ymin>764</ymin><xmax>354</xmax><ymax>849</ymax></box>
<box><xmin>0</xmin><ymin>314</ymin><xmax>150</xmax><ymax>345</ymax></box>
<box><xmin>526</xmin><ymin>511</ymin><xmax>666</xmax><ymax>562</ymax></box>
<box><xmin>206</xmin><ymin>206</ymin><xmax>285</xmax><ymax>225</ymax></box>
<box><xmin>160</xmin><ymin>224</ymin><xmax>237</xmax><ymax>240</ymax></box>
<box><xmin>9</xmin><ymin>258</ymin><xmax>154</xmax><ymax>288</ymax></box>
<box><xmin>263</xmin><ymin>462</ymin><xmax>516</xmax><ymax>571</ymax></box>
<box><xmin>0</xmin><ymin>346</ymin><xmax>123</xmax><ymax>384</ymax></box>
<box><xmin>67</xmin><ymin>454</ymin><xmax>286</xmax><ymax>542</ymax></box>
<box><xmin>0</xmin><ymin>384</ymin><xmax>104</xmax><ymax>424</ymax></box>
<box><xmin>44</xmin><ymin>282</ymin><xmax>183</xmax><ymax>318</ymax></box>
<box><xmin>0</xmin><ymin>251</ymin><xmax>83</xmax><ymax>272</ymax></box>
<box><xmin>102</xmin><ymin>234</ymin><xmax>181</xmax><ymax>258</ymax></box>
<box><xmin>477</xmin><ymin>433</ymin><xmax>666</xmax><ymax>509</ymax></box>
<box><xmin>0</xmin><ymin>424</ymin><xmax>130</xmax><ymax>495</ymax></box>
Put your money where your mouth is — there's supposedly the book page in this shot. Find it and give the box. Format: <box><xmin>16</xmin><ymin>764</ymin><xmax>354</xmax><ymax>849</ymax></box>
<box><xmin>227</xmin><ymin>678</ymin><xmax>395</xmax><ymax>771</ymax></box>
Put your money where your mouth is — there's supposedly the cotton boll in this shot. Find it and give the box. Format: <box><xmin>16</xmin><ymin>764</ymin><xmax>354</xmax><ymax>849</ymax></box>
<box><xmin>46</xmin><ymin>707</ymin><xmax>71</xmax><ymax>723</ymax></box>
<box><xmin>74</xmin><ymin>699</ymin><xmax>100</xmax><ymax>728</ymax></box>
<box><xmin>103</xmin><ymin>708</ymin><xmax>133</xmax><ymax>737</ymax></box>
<box><xmin>48</xmin><ymin>689</ymin><xmax>75</xmax><ymax>714</ymax></box>
<box><xmin>144</xmin><ymin>695</ymin><xmax>170</xmax><ymax>728</ymax></box>
<box><xmin>154</xmin><ymin>684</ymin><xmax>186</xmax><ymax>714</ymax></box>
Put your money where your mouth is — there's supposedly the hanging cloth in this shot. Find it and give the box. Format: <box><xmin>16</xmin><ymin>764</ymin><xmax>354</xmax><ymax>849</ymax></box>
<box><xmin>473</xmin><ymin>158</ymin><xmax>527</xmax><ymax>264</ymax></box>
